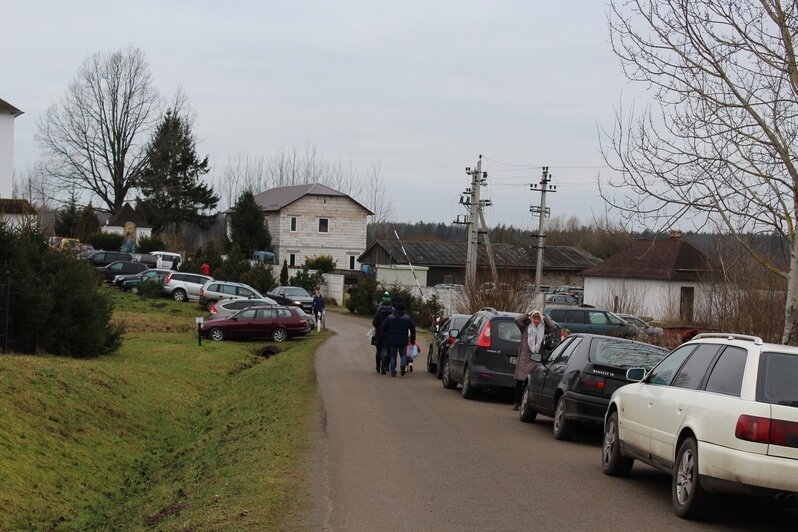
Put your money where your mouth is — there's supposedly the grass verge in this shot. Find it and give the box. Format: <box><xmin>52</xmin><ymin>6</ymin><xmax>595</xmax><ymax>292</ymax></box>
<box><xmin>0</xmin><ymin>288</ymin><xmax>330</xmax><ymax>530</ymax></box>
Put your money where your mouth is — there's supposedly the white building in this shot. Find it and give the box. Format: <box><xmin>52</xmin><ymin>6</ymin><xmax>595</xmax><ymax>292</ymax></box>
<box><xmin>580</xmin><ymin>232</ymin><xmax>715</xmax><ymax>322</ymax></box>
<box><xmin>0</xmin><ymin>98</ymin><xmax>23</xmax><ymax>199</ymax></box>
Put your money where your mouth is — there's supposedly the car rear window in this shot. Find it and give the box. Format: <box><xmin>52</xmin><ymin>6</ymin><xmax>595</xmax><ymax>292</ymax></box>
<box><xmin>757</xmin><ymin>352</ymin><xmax>798</xmax><ymax>405</ymax></box>
<box><xmin>493</xmin><ymin>320</ymin><xmax>521</xmax><ymax>343</ymax></box>
<box><xmin>590</xmin><ymin>338</ymin><xmax>668</xmax><ymax>369</ymax></box>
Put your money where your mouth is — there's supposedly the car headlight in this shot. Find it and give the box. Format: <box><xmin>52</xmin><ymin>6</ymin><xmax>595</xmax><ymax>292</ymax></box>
<box><xmin>292</xmin><ymin>300</ymin><xmax>301</xmax><ymax>305</ymax></box>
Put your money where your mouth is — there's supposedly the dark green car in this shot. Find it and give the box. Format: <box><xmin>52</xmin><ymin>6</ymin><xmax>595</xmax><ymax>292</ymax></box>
<box><xmin>545</xmin><ymin>307</ymin><xmax>640</xmax><ymax>338</ymax></box>
<box><xmin>119</xmin><ymin>268</ymin><xmax>170</xmax><ymax>293</ymax></box>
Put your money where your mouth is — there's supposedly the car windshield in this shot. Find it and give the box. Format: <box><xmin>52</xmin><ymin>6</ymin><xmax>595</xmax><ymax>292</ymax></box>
<box><xmin>624</xmin><ymin>317</ymin><xmax>646</xmax><ymax>328</ymax></box>
<box><xmin>590</xmin><ymin>338</ymin><xmax>668</xmax><ymax>369</ymax></box>
<box><xmin>758</xmin><ymin>352</ymin><xmax>798</xmax><ymax>404</ymax></box>
<box><xmin>285</xmin><ymin>288</ymin><xmax>310</xmax><ymax>297</ymax></box>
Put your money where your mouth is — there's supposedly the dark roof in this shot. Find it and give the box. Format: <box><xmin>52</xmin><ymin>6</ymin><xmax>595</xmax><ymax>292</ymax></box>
<box><xmin>359</xmin><ymin>240</ymin><xmax>601</xmax><ymax>271</ymax></box>
<box><xmin>249</xmin><ymin>183</ymin><xmax>373</xmax><ymax>215</ymax></box>
<box><xmin>107</xmin><ymin>204</ymin><xmax>150</xmax><ymax>228</ymax></box>
<box><xmin>580</xmin><ymin>238</ymin><xmax>712</xmax><ymax>281</ymax></box>
<box><xmin>0</xmin><ymin>98</ymin><xmax>23</xmax><ymax>117</ymax></box>
<box><xmin>0</xmin><ymin>198</ymin><xmax>36</xmax><ymax>215</ymax></box>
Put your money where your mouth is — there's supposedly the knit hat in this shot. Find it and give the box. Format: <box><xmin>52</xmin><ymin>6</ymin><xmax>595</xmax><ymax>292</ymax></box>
<box><xmin>380</xmin><ymin>292</ymin><xmax>392</xmax><ymax>304</ymax></box>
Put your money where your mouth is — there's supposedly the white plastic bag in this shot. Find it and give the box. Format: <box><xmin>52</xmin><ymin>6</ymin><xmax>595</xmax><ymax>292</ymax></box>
<box><xmin>366</xmin><ymin>327</ymin><xmax>375</xmax><ymax>338</ymax></box>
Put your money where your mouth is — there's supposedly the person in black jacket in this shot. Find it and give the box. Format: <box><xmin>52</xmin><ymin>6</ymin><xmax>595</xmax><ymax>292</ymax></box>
<box><xmin>372</xmin><ymin>292</ymin><xmax>394</xmax><ymax>374</ymax></box>
<box><xmin>380</xmin><ymin>301</ymin><xmax>416</xmax><ymax>377</ymax></box>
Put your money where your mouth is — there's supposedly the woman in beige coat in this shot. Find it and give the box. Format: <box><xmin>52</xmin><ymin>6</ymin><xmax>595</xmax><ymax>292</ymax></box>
<box><xmin>513</xmin><ymin>309</ymin><xmax>560</xmax><ymax>410</ymax></box>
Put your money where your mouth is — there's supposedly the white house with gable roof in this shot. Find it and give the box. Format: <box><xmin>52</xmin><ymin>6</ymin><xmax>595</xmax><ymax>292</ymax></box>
<box><xmin>0</xmin><ymin>97</ymin><xmax>23</xmax><ymax>199</ymax></box>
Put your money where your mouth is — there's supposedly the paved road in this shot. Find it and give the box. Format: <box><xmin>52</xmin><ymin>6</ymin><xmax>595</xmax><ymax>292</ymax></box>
<box><xmin>302</xmin><ymin>311</ymin><xmax>797</xmax><ymax>531</ymax></box>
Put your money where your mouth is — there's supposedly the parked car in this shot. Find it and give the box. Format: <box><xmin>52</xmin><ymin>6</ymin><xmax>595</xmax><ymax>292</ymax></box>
<box><xmin>441</xmin><ymin>307</ymin><xmax>522</xmax><ymax>399</ymax></box>
<box><xmin>266</xmin><ymin>286</ymin><xmax>314</xmax><ymax>313</ymax></box>
<box><xmin>201</xmin><ymin>305</ymin><xmax>311</xmax><ymax>342</ymax></box>
<box><xmin>150</xmin><ymin>250</ymin><xmax>183</xmax><ymax>269</ymax></box>
<box><xmin>545</xmin><ymin>307</ymin><xmax>639</xmax><ymax>338</ymax></box>
<box><xmin>602</xmin><ymin>333</ymin><xmax>798</xmax><ymax>518</ymax></box>
<box><xmin>96</xmin><ymin>260</ymin><xmax>148</xmax><ymax>283</ymax></box>
<box><xmin>198</xmin><ymin>280</ymin><xmax>266</xmax><ymax>310</ymax></box>
<box><xmin>83</xmin><ymin>250</ymin><xmax>134</xmax><ymax>267</ymax></box>
<box><xmin>162</xmin><ymin>272</ymin><xmax>213</xmax><ymax>302</ymax></box>
<box><xmin>545</xmin><ymin>293</ymin><xmax>580</xmax><ymax>306</ymax></box>
<box><xmin>427</xmin><ymin>313</ymin><xmax>471</xmax><ymax>378</ymax></box>
<box><xmin>617</xmin><ymin>313</ymin><xmax>664</xmax><ymax>337</ymax></box>
<box><xmin>519</xmin><ymin>334</ymin><xmax>668</xmax><ymax>440</ymax></box>
<box><xmin>119</xmin><ymin>268</ymin><xmax>171</xmax><ymax>293</ymax></box>
<box><xmin>554</xmin><ymin>285</ymin><xmax>584</xmax><ymax>298</ymax></box>
<box><xmin>210</xmin><ymin>297</ymin><xmax>279</xmax><ymax>319</ymax></box>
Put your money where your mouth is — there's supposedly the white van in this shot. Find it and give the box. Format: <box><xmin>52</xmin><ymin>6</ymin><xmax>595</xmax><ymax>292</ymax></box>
<box><xmin>150</xmin><ymin>251</ymin><xmax>183</xmax><ymax>268</ymax></box>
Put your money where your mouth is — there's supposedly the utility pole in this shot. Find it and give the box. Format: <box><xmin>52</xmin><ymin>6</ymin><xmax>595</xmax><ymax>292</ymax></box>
<box><xmin>530</xmin><ymin>167</ymin><xmax>555</xmax><ymax>295</ymax></box>
<box><xmin>459</xmin><ymin>156</ymin><xmax>487</xmax><ymax>289</ymax></box>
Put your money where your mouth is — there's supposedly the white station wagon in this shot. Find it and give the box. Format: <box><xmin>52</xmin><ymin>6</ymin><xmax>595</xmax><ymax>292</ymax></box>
<box><xmin>602</xmin><ymin>333</ymin><xmax>798</xmax><ymax>518</ymax></box>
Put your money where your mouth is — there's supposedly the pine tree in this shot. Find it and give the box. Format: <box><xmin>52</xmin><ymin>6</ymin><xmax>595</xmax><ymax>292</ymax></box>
<box><xmin>76</xmin><ymin>203</ymin><xmax>100</xmax><ymax>242</ymax></box>
<box><xmin>280</xmin><ymin>260</ymin><xmax>289</xmax><ymax>286</ymax></box>
<box><xmin>137</xmin><ymin>109</ymin><xmax>219</xmax><ymax>232</ymax></box>
<box><xmin>228</xmin><ymin>190</ymin><xmax>272</xmax><ymax>256</ymax></box>
<box><xmin>55</xmin><ymin>193</ymin><xmax>80</xmax><ymax>237</ymax></box>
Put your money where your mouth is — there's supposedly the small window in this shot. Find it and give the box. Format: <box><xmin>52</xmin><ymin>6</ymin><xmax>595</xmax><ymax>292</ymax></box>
<box><xmin>256</xmin><ymin>308</ymin><xmax>276</xmax><ymax>319</ymax></box>
<box><xmin>238</xmin><ymin>309</ymin><xmax>257</xmax><ymax>319</ymax></box>
<box><xmin>671</xmin><ymin>344</ymin><xmax>720</xmax><ymax>389</ymax></box>
<box><xmin>318</xmin><ymin>218</ymin><xmax>329</xmax><ymax>233</ymax></box>
<box><xmin>564</xmin><ymin>310</ymin><xmax>585</xmax><ymax>324</ymax></box>
<box><xmin>648</xmin><ymin>345</ymin><xmax>696</xmax><ymax>386</ymax></box>
<box><xmin>238</xmin><ymin>287</ymin><xmax>255</xmax><ymax>298</ymax></box>
<box><xmin>705</xmin><ymin>346</ymin><xmax>747</xmax><ymax>397</ymax></box>
<box><xmin>349</xmin><ymin>255</ymin><xmax>356</xmax><ymax>270</ymax></box>
<box><xmin>278</xmin><ymin>308</ymin><xmax>293</xmax><ymax>318</ymax></box>
<box><xmin>550</xmin><ymin>336</ymin><xmax>582</xmax><ymax>365</ymax></box>
<box><xmin>588</xmin><ymin>311</ymin><xmax>610</xmax><ymax>325</ymax></box>
<box><xmin>289</xmin><ymin>253</ymin><xmax>296</xmax><ymax>267</ymax></box>
<box><xmin>290</xmin><ymin>217</ymin><xmax>298</xmax><ymax>232</ymax></box>
<box><xmin>221</xmin><ymin>285</ymin><xmax>237</xmax><ymax>295</ymax></box>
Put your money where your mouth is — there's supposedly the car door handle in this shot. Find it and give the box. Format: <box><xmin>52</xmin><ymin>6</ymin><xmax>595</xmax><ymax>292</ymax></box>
<box><xmin>648</xmin><ymin>400</ymin><xmax>654</xmax><ymax>408</ymax></box>
<box><xmin>677</xmin><ymin>403</ymin><xmax>686</xmax><ymax>414</ymax></box>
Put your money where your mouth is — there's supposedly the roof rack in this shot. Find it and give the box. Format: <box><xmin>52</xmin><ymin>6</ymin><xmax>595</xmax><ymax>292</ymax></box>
<box><xmin>478</xmin><ymin>307</ymin><xmax>498</xmax><ymax>313</ymax></box>
<box><xmin>692</xmin><ymin>333</ymin><xmax>764</xmax><ymax>346</ymax></box>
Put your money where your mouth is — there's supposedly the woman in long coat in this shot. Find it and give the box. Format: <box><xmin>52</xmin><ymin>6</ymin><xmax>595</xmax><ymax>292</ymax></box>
<box><xmin>513</xmin><ymin>309</ymin><xmax>560</xmax><ymax>410</ymax></box>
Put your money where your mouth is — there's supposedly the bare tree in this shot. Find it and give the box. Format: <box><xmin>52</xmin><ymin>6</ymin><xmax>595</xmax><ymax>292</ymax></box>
<box><xmin>602</xmin><ymin>0</ymin><xmax>798</xmax><ymax>343</ymax></box>
<box><xmin>362</xmin><ymin>162</ymin><xmax>395</xmax><ymax>223</ymax></box>
<box><xmin>217</xmin><ymin>151</ymin><xmax>267</xmax><ymax>210</ymax></box>
<box><xmin>35</xmin><ymin>45</ymin><xmax>161</xmax><ymax>213</ymax></box>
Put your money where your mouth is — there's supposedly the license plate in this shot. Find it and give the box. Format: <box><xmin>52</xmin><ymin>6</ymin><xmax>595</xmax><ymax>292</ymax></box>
<box><xmin>509</xmin><ymin>356</ymin><xmax>517</xmax><ymax>365</ymax></box>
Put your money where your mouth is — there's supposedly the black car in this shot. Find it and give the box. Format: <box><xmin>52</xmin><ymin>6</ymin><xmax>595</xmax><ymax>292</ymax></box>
<box><xmin>266</xmin><ymin>286</ymin><xmax>314</xmax><ymax>313</ymax></box>
<box><xmin>97</xmin><ymin>260</ymin><xmax>148</xmax><ymax>283</ymax></box>
<box><xmin>441</xmin><ymin>307</ymin><xmax>522</xmax><ymax>399</ymax></box>
<box><xmin>427</xmin><ymin>313</ymin><xmax>471</xmax><ymax>378</ymax></box>
<box><xmin>84</xmin><ymin>250</ymin><xmax>134</xmax><ymax>267</ymax></box>
<box><xmin>118</xmin><ymin>268</ymin><xmax>171</xmax><ymax>292</ymax></box>
<box><xmin>519</xmin><ymin>333</ymin><xmax>668</xmax><ymax>440</ymax></box>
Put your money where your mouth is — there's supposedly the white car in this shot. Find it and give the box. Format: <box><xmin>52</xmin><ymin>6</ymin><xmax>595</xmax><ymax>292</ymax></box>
<box><xmin>602</xmin><ymin>333</ymin><xmax>798</xmax><ymax>518</ymax></box>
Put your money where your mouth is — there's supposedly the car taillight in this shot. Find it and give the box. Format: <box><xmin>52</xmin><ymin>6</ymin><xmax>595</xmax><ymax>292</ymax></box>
<box><xmin>446</xmin><ymin>336</ymin><xmax>458</xmax><ymax>346</ymax></box>
<box><xmin>737</xmin><ymin>415</ymin><xmax>798</xmax><ymax>448</ymax></box>
<box><xmin>476</xmin><ymin>323</ymin><xmax>491</xmax><ymax>348</ymax></box>
<box><xmin>209</xmin><ymin>302</ymin><xmax>217</xmax><ymax>314</ymax></box>
<box><xmin>165</xmin><ymin>272</ymin><xmax>173</xmax><ymax>284</ymax></box>
<box><xmin>580</xmin><ymin>374</ymin><xmax>606</xmax><ymax>393</ymax></box>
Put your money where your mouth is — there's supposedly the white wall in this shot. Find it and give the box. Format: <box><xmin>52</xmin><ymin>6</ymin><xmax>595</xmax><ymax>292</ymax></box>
<box><xmin>0</xmin><ymin>114</ymin><xmax>15</xmax><ymax>198</ymax></box>
<box><xmin>584</xmin><ymin>277</ymin><xmax>711</xmax><ymax>321</ymax></box>
<box><xmin>376</xmin><ymin>264</ymin><xmax>428</xmax><ymax>289</ymax></box>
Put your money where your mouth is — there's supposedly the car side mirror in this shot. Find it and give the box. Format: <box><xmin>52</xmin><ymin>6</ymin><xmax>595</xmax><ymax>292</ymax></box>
<box><xmin>448</xmin><ymin>329</ymin><xmax>459</xmax><ymax>338</ymax></box>
<box><xmin>626</xmin><ymin>367</ymin><xmax>646</xmax><ymax>382</ymax></box>
<box><xmin>531</xmin><ymin>352</ymin><xmax>543</xmax><ymax>363</ymax></box>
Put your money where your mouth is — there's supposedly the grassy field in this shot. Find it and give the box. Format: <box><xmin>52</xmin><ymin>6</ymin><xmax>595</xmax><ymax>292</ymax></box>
<box><xmin>0</xmin><ymin>288</ymin><xmax>329</xmax><ymax>530</ymax></box>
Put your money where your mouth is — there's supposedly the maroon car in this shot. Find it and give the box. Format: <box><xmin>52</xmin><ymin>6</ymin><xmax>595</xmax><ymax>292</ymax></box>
<box><xmin>201</xmin><ymin>305</ymin><xmax>311</xmax><ymax>342</ymax></box>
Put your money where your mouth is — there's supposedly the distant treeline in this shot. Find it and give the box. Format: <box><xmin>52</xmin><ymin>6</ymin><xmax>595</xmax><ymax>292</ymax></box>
<box><xmin>368</xmin><ymin>220</ymin><xmax>790</xmax><ymax>263</ymax></box>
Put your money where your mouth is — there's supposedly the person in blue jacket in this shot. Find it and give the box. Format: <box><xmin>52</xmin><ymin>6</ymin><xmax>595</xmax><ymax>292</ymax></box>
<box><xmin>380</xmin><ymin>300</ymin><xmax>416</xmax><ymax>377</ymax></box>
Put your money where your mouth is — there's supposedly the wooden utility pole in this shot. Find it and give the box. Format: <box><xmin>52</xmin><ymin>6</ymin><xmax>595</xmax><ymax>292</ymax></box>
<box><xmin>530</xmin><ymin>167</ymin><xmax>555</xmax><ymax>294</ymax></box>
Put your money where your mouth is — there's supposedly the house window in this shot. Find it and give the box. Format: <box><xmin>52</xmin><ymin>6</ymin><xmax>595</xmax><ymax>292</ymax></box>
<box><xmin>289</xmin><ymin>253</ymin><xmax>297</xmax><ymax>267</ymax></box>
<box><xmin>318</xmin><ymin>218</ymin><xmax>329</xmax><ymax>233</ymax></box>
<box><xmin>349</xmin><ymin>255</ymin><xmax>356</xmax><ymax>270</ymax></box>
<box><xmin>290</xmin><ymin>217</ymin><xmax>298</xmax><ymax>232</ymax></box>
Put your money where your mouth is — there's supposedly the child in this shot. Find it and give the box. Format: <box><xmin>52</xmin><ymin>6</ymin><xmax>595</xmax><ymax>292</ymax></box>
<box><xmin>405</xmin><ymin>340</ymin><xmax>421</xmax><ymax>373</ymax></box>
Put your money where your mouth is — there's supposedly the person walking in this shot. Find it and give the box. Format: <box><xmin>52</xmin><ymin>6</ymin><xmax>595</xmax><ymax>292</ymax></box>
<box><xmin>155</xmin><ymin>255</ymin><xmax>163</xmax><ymax>269</ymax></box>
<box><xmin>312</xmin><ymin>289</ymin><xmax>325</xmax><ymax>329</ymax></box>
<box><xmin>171</xmin><ymin>255</ymin><xmax>179</xmax><ymax>270</ymax></box>
<box><xmin>381</xmin><ymin>301</ymin><xmax>416</xmax><ymax>377</ymax></box>
<box><xmin>512</xmin><ymin>309</ymin><xmax>560</xmax><ymax>410</ymax></box>
<box><xmin>372</xmin><ymin>292</ymin><xmax>393</xmax><ymax>374</ymax></box>
<box><xmin>200</xmin><ymin>262</ymin><xmax>211</xmax><ymax>276</ymax></box>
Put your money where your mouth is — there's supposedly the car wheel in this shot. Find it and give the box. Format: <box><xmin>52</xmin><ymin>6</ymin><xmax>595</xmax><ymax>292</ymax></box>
<box><xmin>209</xmin><ymin>327</ymin><xmax>224</xmax><ymax>342</ymax></box>
<box><xmin>519</xmin><ymin>383</ymin><xmax>538</xmax><ymax>423</ymax></box>
<box><xmin>435</xmin><ymin>353</ymin><xmax>445</xmax><ymax>379</ymax></box>
<box><xmin>172</xmin><ymin>288</ymin><xmax>187</xmax><ymax>302</ymax></box>
<box><xmin>602</xmin><ymin>410</ymin><xmax>633</xmax><ymax>476</ymax></box>
<box><xmin>552</xmin><ymin>396</ymin><xmax>574</xmax><ymax>440</ymax></box>
<box><xmin>461</xmin><ymin>366</ymin><xmax>477</xmax><ymax>399</ymax></box>
<box><xmin>441</xmin><ymin>357</ymin><xmax>458</xmax><ymax>389</ymax></box>
<box><xmin>426</xmin><ymin>343</ymin><xmax>436</xmax><ymax>373</ymax></box>
<box><xmin>673</xmin><ymin>437</ymin><xmax>711</xmax><ymax>518</ymax></box>
<box><xmin>272</xmin><ymin>328</ymin><xmax>288</xmax><ymax>342</ymax></box>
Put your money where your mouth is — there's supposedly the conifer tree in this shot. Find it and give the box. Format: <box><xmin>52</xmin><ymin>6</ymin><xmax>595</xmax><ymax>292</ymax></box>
<box><xmin>228</xmin><ymin>190</ymin><xmax>271</xmax><ymax>256</ymax></box>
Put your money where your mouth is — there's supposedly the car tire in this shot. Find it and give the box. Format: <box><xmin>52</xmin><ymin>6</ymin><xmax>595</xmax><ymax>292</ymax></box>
<box><xmin>519</xmin><ymin>383</ymin><xmax>538</xmax><ymax>423</ymax></box>
<box><xmin>602</xmin><ymin>410</ymin><xmax>633</xmax><ymax>476</ymax></box>
<box><xmin>172</xmin><ymin>288</ymin><xmax>187</xmax><ymax>302</ymax></box>
<box><xmin>272</xmin><ymin>328</ymin><xmax>288</xmax><ymax>342</ymax></box>
<box><xmin>435</xmin><ymin>353</ymin><xmax>445</xmax><ymax>379</ymax></box>
<box><xmin>441</xmin><ymin>357</ymin><xmax>458</xmax><ymax>389</ymax></box>
<box><xmin>426</xmin><ymin>343</ymin><xmax>436</xmax><ymax>373</ymax></box>
<box><xmin>209</xmin><ymin>327</ymin><xmax>224</xmax><ymax>342</ymax></box>
<box><xmin>461</xmin><ymin>366</ymin><xmax>477</xmax><ymax>399</ymax></box>
<box><xmin>552</xmin><ymin>396</ymin><xmax>574</xmax><ymax>440</ymax></box>
<box><xmin>672</xmin><ymin>437</ymin><xmax>711</xmax><ymax>519</ymax></box>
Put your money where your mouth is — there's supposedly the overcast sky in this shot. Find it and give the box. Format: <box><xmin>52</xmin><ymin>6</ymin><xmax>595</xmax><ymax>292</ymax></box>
<box><xmin>2</xmin><ymin>1</ymin><xmax>643</xmax><ymax>229</ymax></box>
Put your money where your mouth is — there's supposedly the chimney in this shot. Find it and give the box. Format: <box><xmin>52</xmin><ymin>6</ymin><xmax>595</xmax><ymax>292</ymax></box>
<box><xmin>670</xmin><ymin>229</ymin><xmax>683</xmax><ymax>240</ymax></box>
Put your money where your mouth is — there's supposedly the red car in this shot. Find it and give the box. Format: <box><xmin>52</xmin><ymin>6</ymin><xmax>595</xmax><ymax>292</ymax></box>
<box><xmin>201</xmin><ymin>305</ymin><xmax>311</xmax><ymax>342</ymax></box>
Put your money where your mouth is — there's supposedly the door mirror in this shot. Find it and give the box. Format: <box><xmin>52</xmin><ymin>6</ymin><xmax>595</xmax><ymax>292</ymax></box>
<box><xmin>448</xmin><ymin>329</ymin><xmax>459</xmax><ymax>338</ymax></box>
<box><xmin>626</xmin><ymin>367</ymin><xmax>646</xmax><ymax>382</ymax></box>
<box><xmin>531</xmin><ymin>352</ymin><xmax>543</xmax><ymax>363</ymax></box>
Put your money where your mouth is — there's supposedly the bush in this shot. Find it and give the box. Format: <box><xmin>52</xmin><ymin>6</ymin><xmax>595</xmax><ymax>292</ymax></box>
<box><xmin>136</xmin><ymin>235</ymin><xmax>167</xmax><ymax>253</ymax></box>
<box><xmin>0</xmin><ymin>224</ymin><xmax>123</xmax><ymax>357</ymax></box>
<box><xmin>138</xmin><ymin>279</ymin><xmax>165</xmax><ymax>299</ymax></box>
<box><xmin>280</xmin><ymin>260</ymin><xmax>289</xmax><ymax>285</ymax></box>
<box><xmin>344</xmin><ymin>276</ymin><xmax>442</xmax><ymax>328</ymax></box>
<box><xmin>86</xmin><ymin>231</ymin><xmax>124</xmax><ymax>251</ymax></box>
<box><xmin>240</xmin><ymin>264</ymin><xmax>278</xmax><ymax>295</ymax></box>
<box><xmin>346</xmin><ymin>276</ymin><xmax>379</xmax><ymax>316</ymax></box>
<box><xmin>289</xmin><ymin>267</ymin><xmax>325</xmax><ymax>293</ymax></box>
<box><xmin>305</xmin><ymin>255</ymin><xmax>336</xmax><ymax>273</ymax></box>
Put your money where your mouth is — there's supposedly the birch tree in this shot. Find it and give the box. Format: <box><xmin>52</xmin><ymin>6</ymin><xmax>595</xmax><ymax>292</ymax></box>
<box><xmin>602</xmin><ymin>0</ymin><xmax>798</xmax><ymax>343</ymax></box>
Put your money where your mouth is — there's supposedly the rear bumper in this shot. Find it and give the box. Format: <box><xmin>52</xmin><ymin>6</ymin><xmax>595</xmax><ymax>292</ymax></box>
<box><xmin>563</xmin><ymin>390</ymin><xmax>609</xmax><ymax>426</ymax></box>
<box><xmin>469</xmin><ymin>364</ymin><xmax>515</xmax><ymax>390</ymax></box>
<box><xmin>698</xmin><ymin>440</ymin><xmax>798</xmax><ymax>494</ymax></box>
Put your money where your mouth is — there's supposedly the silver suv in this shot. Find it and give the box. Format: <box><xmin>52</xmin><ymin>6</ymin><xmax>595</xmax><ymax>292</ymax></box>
<box><xmin>198</xmin><ymin>280</ymin><xmax>266</xmax><ymax>310</ymax></box>
<box><xmin>162</xmin><ymin>272</ymin><xmax>213</xmax><ymax>302</ymax></box>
